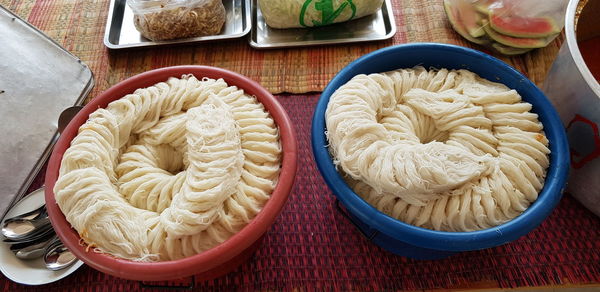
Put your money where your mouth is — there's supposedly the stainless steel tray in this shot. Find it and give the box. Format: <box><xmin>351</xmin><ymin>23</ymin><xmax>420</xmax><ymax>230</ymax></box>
<box><xmin>104</xmin><ymin>0</ymin><xmax>251</xmax><ymax>49</ymax></box>
<box><xmin>0</xmin><ymin>6</ymin><xmax>93</xmax><ymax>218</ymax></box>
<box><xmin>249</xmin><ymin>0</ymin><xmax>396</xmax><ymax>49</ymax></box>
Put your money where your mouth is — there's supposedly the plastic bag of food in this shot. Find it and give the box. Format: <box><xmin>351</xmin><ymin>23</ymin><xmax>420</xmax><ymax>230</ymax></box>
<box><xmin>259</xmin><ymin>0</ymin><xmax>384</xmax><ymax>29</ymax></box>
<box><xmin>128</xmin><ymin>0</ymin><xmax>226</xmax><ymax>41</ymax></box>
<box><xmin>443</xmin><ymin>0</ymin><xmax>569</xmax><ymax>55</ymax></box>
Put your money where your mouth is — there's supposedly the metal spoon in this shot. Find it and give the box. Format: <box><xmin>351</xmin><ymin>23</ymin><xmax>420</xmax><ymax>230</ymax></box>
<box><xmin>2</xmin><ymin>205</ymin><xmax>50</xmax><ymax>241</ymax></box>
<box><xmin>57</xmin><ymin>105</ymin><xmax>83</xmax><ymax>134</ymax></box>
<box><xmin>10</xmin><ymin>233</ymin><xmax>57</xmax><ymax>260</ymax></box>
<box><xmin>44</xmin><ymin>238</ymin><xmax>77</xmax><ymax>271</ymax></box>
<box><xmin>39</xmin><ymin>105</ymin><xmax>82</xmax><ymax>269</ymax></box>
<box><xmin>3</xmin><ymin>222</ymin><xmax>54</xmax><ymax>244</ymax></box>
<box><xmin>3</xmin><ymin>204</ymin><xmax>45</xmax><ymax>222</ymax></box>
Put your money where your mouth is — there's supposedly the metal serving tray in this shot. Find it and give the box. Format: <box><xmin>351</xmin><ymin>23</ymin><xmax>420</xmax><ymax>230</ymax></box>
<box><xmin>104</xmin><ymin>0</ymin><xmax>251</xmax><ymax>49</ymax></box>
<box><xmin>249</xmin><ymin>0</ymin><xmax>396</xmax><ymax>49</ymax></box>
<box><xmin>0</xmin><ymin>6</ymin><xmax>93</xmax><ymax>218</ymax></box>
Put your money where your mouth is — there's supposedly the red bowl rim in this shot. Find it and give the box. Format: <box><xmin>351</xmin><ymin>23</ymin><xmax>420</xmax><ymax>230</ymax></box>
<box><xmin>44</xmin><ymin>65</ymin><xmax>298</xmax><ymax>281</ymax></box>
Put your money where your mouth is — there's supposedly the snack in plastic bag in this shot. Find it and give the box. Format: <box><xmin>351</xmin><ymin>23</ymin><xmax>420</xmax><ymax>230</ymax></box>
<box><xmin>258</xmin><ymin>0</ymin><xmax>384</xmax><ymax>29</ymax></box>
<box><xmin>443</xmin><ymin>0</ymin><xmax>568</xmax><ymax>55</ymax></box>
<box><xmin>128</xmin><ymin>0</ymin><xmax>226</xmax><ymax>41</ymax></box>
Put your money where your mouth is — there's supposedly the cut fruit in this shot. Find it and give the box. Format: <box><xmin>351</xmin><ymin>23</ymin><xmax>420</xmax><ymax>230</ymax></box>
<box><xmin>489</xmin><ymin>11</ymin><xmax>560</xmax><ymax>38</ymax></box>
<box><xmin>474</xmin><ymin>4</ymin><xmax>490</xmax><ymax>16</ymax></box>
<box><xmin>491</xmin><ymin>43</ymin><xmax>532</xmax><ymax>55</ymax></box>
<box><xmin>456</xmin><ymin>0</ymin><xmax>485</xmax><ymax>38</ymax></box>
<box><xmin>482</xmin><ymin>20</ymin><xmax>554</xmax><ymax>49</ymax></box>
<box><xmin>473</xmin><ymin>0</ymin><xmax>492</xmax><ymax>15</ymax></box>
<box><xmin>444</xmin><ymin>0</ymin><xmax>488</xmax><ymax>44</ymax></box>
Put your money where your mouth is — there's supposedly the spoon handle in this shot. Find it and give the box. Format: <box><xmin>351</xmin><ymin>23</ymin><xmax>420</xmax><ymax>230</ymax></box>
<box><xmin>9</xmin><ymin>231</ymin><xmax>56</xmax><ymax>251</ymax></box>
<box><xmin>13</xmin><ymin>234</ymin><xmax>58</xmax><ymax>260</ymax></box>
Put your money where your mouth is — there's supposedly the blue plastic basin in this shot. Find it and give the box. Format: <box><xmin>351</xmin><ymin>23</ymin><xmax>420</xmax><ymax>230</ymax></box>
<box><xmin>311</xmin><ymin>43</ymin><xmax>570</xmax><ymax>260</ymax></box>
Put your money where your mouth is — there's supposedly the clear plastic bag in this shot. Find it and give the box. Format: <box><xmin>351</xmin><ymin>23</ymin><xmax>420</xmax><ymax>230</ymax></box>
<box><xmin>444</xmin><ymin>0</ymin><xmax>569</xmax><ymax>55</ymax></box>
<box><xmin>128</xmin><ymin>0</ymin><xmax>226</xmax><ymax>41</ymax></box>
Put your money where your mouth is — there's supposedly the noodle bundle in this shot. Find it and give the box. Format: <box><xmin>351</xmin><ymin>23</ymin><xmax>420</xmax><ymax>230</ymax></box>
<box><xmin>326</xmin><ymin>67</ymin><xmax>550</xmax><ymax>232</ymax></box>
<box><xmin>54</xmin><ymin>75</ymin><xmax>281</xmax><ymax>261</ymax></box>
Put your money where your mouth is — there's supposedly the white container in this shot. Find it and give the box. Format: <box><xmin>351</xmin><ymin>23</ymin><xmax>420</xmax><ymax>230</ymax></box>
<box><xmin>543</xmin><ymin>0</ymin><xmax>600</xmax><ymax>216</ymax></box>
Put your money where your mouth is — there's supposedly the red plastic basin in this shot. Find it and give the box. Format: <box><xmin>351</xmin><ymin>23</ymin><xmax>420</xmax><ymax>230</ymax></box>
<box><xmin>44</xmin><ymin>66</ymin><xmax>298</xmax><ymax>281</ymax></box>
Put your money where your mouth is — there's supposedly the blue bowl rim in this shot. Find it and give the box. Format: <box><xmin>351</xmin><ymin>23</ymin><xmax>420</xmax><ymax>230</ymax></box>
<box><xmin>311</xmin><ymin>43</ymin><xmax>570</xmax><ymax>251</ymax></box>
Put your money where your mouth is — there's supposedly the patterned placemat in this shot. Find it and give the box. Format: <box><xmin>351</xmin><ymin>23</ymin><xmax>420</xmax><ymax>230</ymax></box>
<box><xmin>2</xmin><ymin>94</ymin><xmax>599</xmax><ymax>291</ymax></box>
<box><xmin>0</xmin><ymin>0</ymin><xmax>563</xmax><ymax>95</ymax></box>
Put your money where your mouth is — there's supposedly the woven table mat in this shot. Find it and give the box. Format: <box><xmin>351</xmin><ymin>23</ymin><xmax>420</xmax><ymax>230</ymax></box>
<box><xmin>2</xmin><ymin>94</ymin><xmax>599</xmax><ymax>291</ymax></box>
<box><xmin>0</xmin><ymin>0</ymin><xmax>562</xmax><ymax>95</ymax></box>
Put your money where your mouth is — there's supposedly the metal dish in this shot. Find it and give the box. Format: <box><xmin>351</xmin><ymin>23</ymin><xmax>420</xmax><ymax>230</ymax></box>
<box><xmin>103</xmin><ymin>0</ymin><xmax>251</xmax><ymax>49</ymax></box>
<box><xmin>249</xmin><ymin>0</ymin><xmax>396</xmax><ymax>49</ymax></box>
<box><xmin>0</xmin><ymin>6</ymin><xmax>93</xmax><ymax>220</ymax></box>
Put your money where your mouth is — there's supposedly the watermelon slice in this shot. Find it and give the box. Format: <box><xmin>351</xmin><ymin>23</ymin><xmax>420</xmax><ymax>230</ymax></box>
<box><xmin>444</xmin><ymin>0</ymin><xmax>488</xmax><ymax>44</ymax></box>
<box><xmin>455</xmin><ymin>0</ymin><xmax>485</xmax><ymax>38</ymax></box>
<box><xmin>482</xmin><ymin>20</ymin><xmax>554</xmax><ymax>49</ymax></box>
<box><xmin>473</xmin><ymin>0</ymin><xmax>493</xmax><ymax>16</ymax></box>
<box><xmin>489</xmin><ymin>11</ymin><xmax>560</xmax><ymax>38</ymax></box>
<box><xmin>491</xmin><ymin>42</ymin><xmax>532</xmax><ymax>55</ymax></box>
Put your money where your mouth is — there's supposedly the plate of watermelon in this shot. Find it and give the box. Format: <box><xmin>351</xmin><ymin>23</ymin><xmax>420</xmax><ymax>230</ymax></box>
<box><xmin>443</xmin><ymin>0</ymin><xmax>567</xmax><ymax>55</ymax></box>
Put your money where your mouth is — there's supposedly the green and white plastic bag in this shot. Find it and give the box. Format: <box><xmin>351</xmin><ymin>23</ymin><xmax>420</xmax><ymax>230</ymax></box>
<box><xmin>259</xmin><ymin>0</ymin><xmax>384</xmax><ymax>29</ymax></box>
